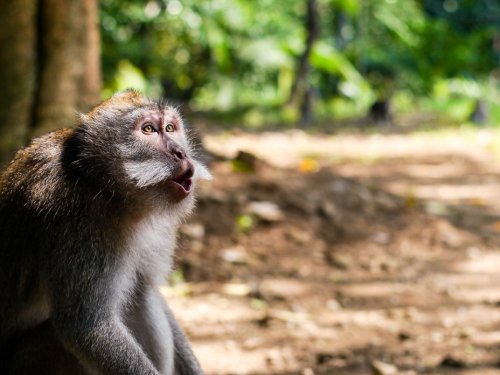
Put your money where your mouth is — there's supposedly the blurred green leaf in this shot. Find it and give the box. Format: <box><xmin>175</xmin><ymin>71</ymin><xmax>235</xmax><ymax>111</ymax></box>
<box><xmin>237</xmin><ymin>214</ymin><xmax>254</xmax><ymax>234</ymax></box>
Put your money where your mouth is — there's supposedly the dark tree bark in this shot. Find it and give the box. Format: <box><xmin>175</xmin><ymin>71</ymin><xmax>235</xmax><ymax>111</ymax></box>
<box><xmin>369</xmin><ymin>99</ymin><xmax>392</xmax><ymax>124</ymax></box>
<box><xmin>80</xmin><ymin>0</ymin><xmax>102</xmax><ymax>111</ymax></box>
<box><xmin>34</xmin><ymin>0</ymin><xmax>101</xmax><ymax>137</ymax></box>
<box><xmin>469</xmin><ymin>99</ymin><xmax>488</xmax><ymax>125</ymax></box>
<box><xmin>0</xmin><ymin>0</ymin><xmax>101</xmax><ymax>163</ymax></box>
<box><xmin>288</xmin><ymin>0</ymin><xmax>319</xmax><ymax>126</ymax></box>
<box><xmin>0</xmin><ymin>0</ymin><xmax>37</xmax><ymax>163</ymax></box>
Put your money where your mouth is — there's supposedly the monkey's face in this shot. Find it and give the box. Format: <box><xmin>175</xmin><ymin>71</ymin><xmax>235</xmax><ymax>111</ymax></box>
<box><xmin>75</xmin><ymin>91</ymin><xmax>210</xmax><ymax>205</ymax></box>
<box><xmin>123</xmin><ymin>106</ymin><xmax>197</xmax><ymax>202</ymax></box>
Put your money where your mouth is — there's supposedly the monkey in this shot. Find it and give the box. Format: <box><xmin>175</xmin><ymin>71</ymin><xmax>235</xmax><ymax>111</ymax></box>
<box><xmin>0</xmin><ymin>90</ymin><xmax>211</xmax><ymax>375</ymax></box>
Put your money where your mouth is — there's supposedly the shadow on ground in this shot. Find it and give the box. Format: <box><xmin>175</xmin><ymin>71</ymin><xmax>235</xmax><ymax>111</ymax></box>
<box><xmin>166</xmin><ymin>130</ymin><xmax>500</xmax><ymax>375</ymax></box>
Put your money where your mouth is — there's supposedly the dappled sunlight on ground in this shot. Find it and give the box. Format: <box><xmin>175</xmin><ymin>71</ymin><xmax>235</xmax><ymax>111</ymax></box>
<box><xmin>166</xmin><ymin>129</ymin><xmax>500</xmax><ymax>374</ymax></box>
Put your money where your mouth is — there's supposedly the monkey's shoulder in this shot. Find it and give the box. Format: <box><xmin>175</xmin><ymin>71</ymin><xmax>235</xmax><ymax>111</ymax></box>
<box><xmin>3</xmin><ymin>128</ymin><xmax>74</xmax><ymax>174</ymax></box>
<box><xmin>25</xmin><ymin>128</ymin><xmax>75</xmax><ymax>161</ymax></box>
<box><xmin>0</xmin><ymin>129</ymin><xmax>76</xmax><ymax>212</ymax></box>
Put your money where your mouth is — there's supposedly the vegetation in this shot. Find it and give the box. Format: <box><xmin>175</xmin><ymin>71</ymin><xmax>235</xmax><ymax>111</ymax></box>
<box><xmin>1</xmin><ymin>0</ymin><xmax>498</xmax><ymax>163</ymax></box>
<box><xmin>100</xmin><ymin>0</ymin><xmax>500</xmax><ymax>126</ymax></box>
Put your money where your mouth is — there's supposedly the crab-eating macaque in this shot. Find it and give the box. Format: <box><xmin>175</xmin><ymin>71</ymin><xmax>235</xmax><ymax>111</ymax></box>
<box><xmin>0</xmin><ymin>90</ymin><xmax>211</xmax><ymax>375</ymax></box>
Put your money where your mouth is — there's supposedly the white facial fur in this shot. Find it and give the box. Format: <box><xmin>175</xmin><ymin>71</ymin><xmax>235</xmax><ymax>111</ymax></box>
<box><xmin>123</xmin><ymin>160</ymin><xmax>174</xmax><ymax>188</ymax></box>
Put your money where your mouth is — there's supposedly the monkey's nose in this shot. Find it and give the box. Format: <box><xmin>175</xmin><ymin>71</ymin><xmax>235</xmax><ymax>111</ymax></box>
<box><xmin>173</xmin><ymin>150</ymin><xmax>185</xmax><ymax>160</ymax></box>
<box><xmin>170</xmin><ymin>144</ymin><xmax>186</xmax><ymax>160</ymax></box>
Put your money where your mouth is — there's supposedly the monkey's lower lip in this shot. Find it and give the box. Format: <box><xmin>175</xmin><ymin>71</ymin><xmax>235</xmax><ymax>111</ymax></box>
<box><xmin>171</xmin><ymin>166</ymin><xmax>194</xmax><ymax>193</ymax></box>
<box><xmin>172</xmin><ymin>177</ymin><xmax>192</xmax><ymax>192</ymax></box>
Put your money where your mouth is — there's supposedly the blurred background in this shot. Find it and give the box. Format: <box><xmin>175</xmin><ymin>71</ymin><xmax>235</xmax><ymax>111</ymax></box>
<box><xmin>2</xmin><ymin>0</ymin><xmax>500</xmax><ymax>374</ymax></box>
<box><xmin>99</xmin><ymin>0</ymin><xmax>500</xmax><ymax>129</ymax></box>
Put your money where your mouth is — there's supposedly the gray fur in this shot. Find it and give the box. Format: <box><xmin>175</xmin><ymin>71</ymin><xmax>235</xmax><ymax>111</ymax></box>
<box><xmin>0</xmin><ymin>91</ymin><xmax>207</xmax><ymax>375</ymax></box>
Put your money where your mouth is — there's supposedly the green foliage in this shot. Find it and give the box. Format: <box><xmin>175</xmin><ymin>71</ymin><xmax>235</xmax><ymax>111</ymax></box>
<box><xmin>311</xmin><ymin>42</ymin><xmax>373</xmax><ymax>108</ymax></box>
<box><xmin>100</xmin><ymin>0</ymin><xmax>500</xmax><ymax>126</ymax></box>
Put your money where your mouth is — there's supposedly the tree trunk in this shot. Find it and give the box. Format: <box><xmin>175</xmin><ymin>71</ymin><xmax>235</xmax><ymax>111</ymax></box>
<box><xmin>34</xmin><ymin>0</ymin><xmax>101</xmax><ymax>137</ymax></box>
<box><xmin>0</xmin><ymin>0</ymin><xmax>37</xmax><ymax>163</ymax></box>
<box><xmin>288</xmin><ymin>0</ymin><xmax>319</xmax><ymax>126</ymax></box>
<box><xmin>79</xmin><ymin>0</ymin><xmax>102</xmax><ymax>111</ymax></box>
<box><xmin>0</xmin><ymin>0</ymin><xmax>101</xmax><ymax>164</ymax></box>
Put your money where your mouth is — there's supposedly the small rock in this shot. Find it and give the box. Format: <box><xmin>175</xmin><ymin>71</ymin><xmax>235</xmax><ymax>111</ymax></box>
<box><xmin>431</xmin><ymin>332</ymin><xmax>444</xmax><ymax>343</ymax></box>
<box><xmin>375</xmin><ymin>193</ymin><xmax>400</xmax><ymax>212</ymax></box>
<box><xmin>242</xmin><ymin>336</ymin><xmax>265</xmax><ymax>349</ymax></box>
<box><xmin>247</xmin><ymin>201</ymin><xmax>284</xmax><ymax>222</ymax></box>
<box><xmin>234</xmin><ymin>192</ymin><xmax>249</xmax><ymax>205</ymax></box>
<box><xmin>358</xmin><ymin>186</ymin><xmax>373</xmax><ymax>202</ymax></box>
<box><xmin>372</xmin><ymin>231</ymin><xmax>390</xmax><ymax>245</ymax></box>
<box><xmin>371</xmin><ymin>360</ymin><xmax>398</xmax><ymax>375</ymax></box>
<box><xmin>190</xmin><ymin>240</ymin><xmax>203</xmax><ymax>253</ymax></box>
<box><xmin>318</xmin><ymin>201</ymin><xmax>339</xmax><ymax>220</ymax></box>
<box><xmin>222</xmin><ymin>283</ymin><xmax>251</xmax><ymax>296</ymax></box>
<box><xmin>424</xmin><ymin>201</ymin><xmax>449</xmax><ymax>216</ymax></box>
<box><xmin>466</xmin><ymin>246</ymin><xmax>481</xmax><ymax>259</ymax></box>
<box><xmin>199</xmin><ymin>189</ymin><xmax>227</xmax><ymax>203</ymax></box>
<box><xmin>221</xmin><ymin>246</ymin><xmax>247</xmax><ymax>264</ymax></box>
<box><xmin>327</xmin><ymin>299</ymin><xmax>342</xmax><ymax>311</ymax></box>
<box><xmin>325</xmin><ymin>253</ymin><xmax>351</xmax><ymax>270</ymax></box>
<box><xmin>288</xmin><ymin>229</ymin><xmax>312</xmax><ymax>245</ymax></box>
<box><xmin>179</xmin><ymin>223</ymin><xmax>205</xmax><ymax>240</ymax></box>
<box><xmin>331</xmin><ymin>180</ymin><xmax>348</xmax><ymax>194</ymax></box>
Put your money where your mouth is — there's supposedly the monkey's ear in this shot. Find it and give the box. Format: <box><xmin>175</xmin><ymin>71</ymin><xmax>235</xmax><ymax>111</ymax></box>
<box><xmin>193</xmin><ymin>161</ymin><xmax>212</xmax><ymax>181</ymax></box>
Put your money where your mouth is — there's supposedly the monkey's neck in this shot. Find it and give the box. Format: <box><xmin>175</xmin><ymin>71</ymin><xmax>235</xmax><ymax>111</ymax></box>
<box><xmin>123</xmin><ymin>210</ymin><xmax>180</xmax><ymax>285</ymax></box>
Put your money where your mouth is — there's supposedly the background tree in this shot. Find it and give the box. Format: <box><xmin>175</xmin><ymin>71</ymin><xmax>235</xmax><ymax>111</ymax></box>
<box><xmin>98</xmin><ymin>0</ymin><xmax>499</xmax><ymax>127</ymax></box>
<box><xmin>0</xmin><ymin>0</ymin><xmax>101</xmax><ymax>165</ymax></box>
<box><xmin>288</xmin><ymin>0</ymin><xmax>319</xmax><ymax>126</ymax></box>
<box><xmin>2</xmin><ymin>0</ymin><xmax>499</xmax><ymax>163</ymax></box>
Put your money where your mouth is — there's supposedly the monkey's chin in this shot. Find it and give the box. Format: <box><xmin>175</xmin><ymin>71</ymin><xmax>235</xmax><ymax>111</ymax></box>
<box><xmin>167</xmin><ymin>162</ymin><xmax>194</xmax><ymax>201</ymax></box>
<box><xmin>164</xmin><ymin>179</ymin><xmax>192</xmax><ymax>202</ymax></box>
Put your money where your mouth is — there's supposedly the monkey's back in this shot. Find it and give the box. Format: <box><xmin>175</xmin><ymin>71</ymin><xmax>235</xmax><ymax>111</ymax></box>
<box><xmin>0</xmin><ymin>128</ymin><xmax>170</xmax><ymax>338</ymax></box>
<box><xmin>0</xmin><ymin>129</ymin><xmax>91</xmax><ymax>336</ymax></box>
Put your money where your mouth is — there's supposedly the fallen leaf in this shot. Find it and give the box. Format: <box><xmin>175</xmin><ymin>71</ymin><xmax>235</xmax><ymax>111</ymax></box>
<box><xmin>298</xmin><ymin>158</ymin><xmax>320</xmax><ymax>173</ymax></box>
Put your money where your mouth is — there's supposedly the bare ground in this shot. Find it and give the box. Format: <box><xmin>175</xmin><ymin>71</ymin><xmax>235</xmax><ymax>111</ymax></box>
<box><xmin>167</xmin><ymin>129</ymin><xmax>500</xmax><ymax>375</ymax></box>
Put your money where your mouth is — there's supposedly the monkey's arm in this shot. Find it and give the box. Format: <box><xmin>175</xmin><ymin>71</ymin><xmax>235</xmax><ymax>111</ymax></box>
<box><xmin>50</xmin><ymin>271</ymin><xmax>160</xmax><ymax>375</ymax></box>
<box><xmin>163</xmin><ymin>300</ymin><xmax>204</xmax><ymax>375</ymax></box>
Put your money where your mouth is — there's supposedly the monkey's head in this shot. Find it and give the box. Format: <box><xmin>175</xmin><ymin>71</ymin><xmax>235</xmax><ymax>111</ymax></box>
<box><xmin>67</xmin><ymin>90</ymin><xmax>211</xmax><ymax>205</ymax></box>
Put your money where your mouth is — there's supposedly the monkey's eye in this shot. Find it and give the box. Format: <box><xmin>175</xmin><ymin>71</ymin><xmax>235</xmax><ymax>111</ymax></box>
<box><xmin>165</xmin><ymin>123</ymin><xmax>175</xmax><ymax>132</ymax></box>
<box><xmin>142</xmin><ymin>123</ymin><xmax>156</xmax><ymax>134</ymax></box>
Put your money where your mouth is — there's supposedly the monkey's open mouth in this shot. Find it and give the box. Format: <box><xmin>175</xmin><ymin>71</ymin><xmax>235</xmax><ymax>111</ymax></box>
<box><xmin>172</xmin><ymin>165</ymin><xmax>194</xmax><ymax>192</ymax></box>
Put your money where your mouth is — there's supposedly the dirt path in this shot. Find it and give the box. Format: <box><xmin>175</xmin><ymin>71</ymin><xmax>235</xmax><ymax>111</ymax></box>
<box><xmin>168</xmin><ymin>130</ymin><xmax>500</xmax><ymax>374</ymax></box>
